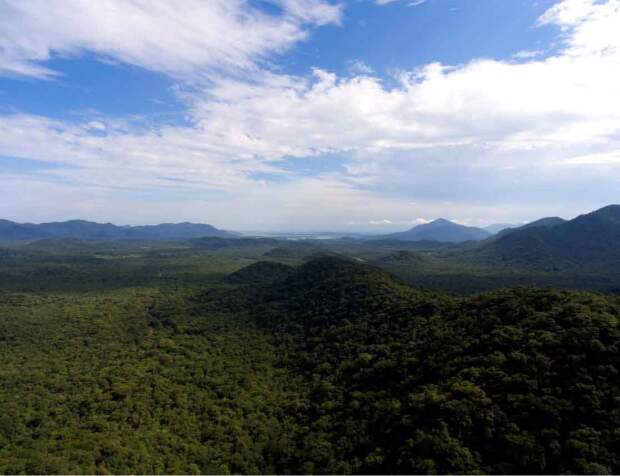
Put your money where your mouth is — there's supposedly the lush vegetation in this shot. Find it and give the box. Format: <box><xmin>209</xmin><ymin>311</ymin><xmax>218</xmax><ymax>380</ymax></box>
<box><xmin>0</xmin><ymin>287</ymin><xmax>307</xmax><ymax>474</ymax></box>
<box><xmin>202</xmin><ymin>257</ymin><xmax>620</xmax><ymax>473</ymax></box>
<box><xmin>0</xmin><ymin>242</ymin><xmax>619</xmax><ymax>474</ymax></box>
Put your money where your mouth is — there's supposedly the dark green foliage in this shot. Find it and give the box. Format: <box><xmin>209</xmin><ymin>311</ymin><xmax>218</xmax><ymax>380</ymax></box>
<box><xmin>263</xmin><ymin>242</ymin><xmax>326</xmax><ymax>258</ymax></box>
<box><xmin>378</xmin><ymin>250</ymin><xmax>435</xmax><ymax>265</ymax></box>
<box><xmin>0</xmin><ymin>290</ymin><xmax>302</xmax><ymax>474</ymax></box>
<box><xmin>209</xmin><ymin>258</ymin><xmax>620</xmax><ymax>474</ymax></box>
<box><xmin>22</xmin><ymin>237</ymin><xmax>100</xmax><ymax>251</ymax></box>
<box><xmin>227</xmin><ymin>261</ymin><xmax>294</xmax><ymax>285</ymax></box>
<box><xmin>361</xmin><ymin>239</ymin><xmax>457</xmax><ymax>250</ymax></box>
<box><xmin>1</xmin><ymin>248</ymin><xmax>619</xmax><ymax>474</ymax></box>
<box><xmin>189</xmin><ymin>237</ymin><xmax>279</xmax><ymax>250</ymax></box>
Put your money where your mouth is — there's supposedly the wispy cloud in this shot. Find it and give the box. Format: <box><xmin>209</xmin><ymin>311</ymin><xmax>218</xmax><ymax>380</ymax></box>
<box><xmin>512</xmin><ymin>49</ymin><xmax>546</xmax><ymax>60</ymax></box>
<box><xmin>0</xmin><ymin>0</ymin><xmax>341</xmax><ymax>79</ymax></box>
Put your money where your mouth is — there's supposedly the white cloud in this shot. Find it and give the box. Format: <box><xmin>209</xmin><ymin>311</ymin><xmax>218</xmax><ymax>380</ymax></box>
<box><xmin>272</xmin><ymin>0</ymin><xmax>342</xmax><ymax>25</ymax></box>
<box><xmin>539</xmin><ymin>0</ymin><xmax>620</xmax><ymax>56</ymax></box>
<box><xmin>512</xmin><ymin>49</ymin><xmax>545</xmax><ymax>60</ymax></box>
<box><xmin>559</xmin><ymin>151</ymin><xmax>620</xmax><ymax>166</ymax></box>
<box><xmin>183</xmin><ymin>47</ymin><xmax>620</xmax><ymax>161</ymax></box>
<box><xmin>0</xmin><ymin>0</ymin><xmax>341</xmax><ymax>78</ymax></box>
<box><xmin>1</xmin><ymin>0</ymin><xmax>620</xmax><ymax>228</ymax></box>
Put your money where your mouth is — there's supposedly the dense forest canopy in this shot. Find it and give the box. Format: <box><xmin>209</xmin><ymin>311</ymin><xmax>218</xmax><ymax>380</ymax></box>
<box><xmin>1</xmin><ymin>249</ymin><xmax>618</xmax><ymax>474</ymax></box>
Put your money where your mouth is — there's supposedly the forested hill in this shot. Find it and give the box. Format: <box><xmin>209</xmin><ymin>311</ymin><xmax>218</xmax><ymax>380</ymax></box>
<box><xmin>472</xmin><ymin>205</ymin><xmax>620</xmax><ymax>270</ymax></box>
<box><xmin>193</xmin><ymin>256</ymin><xmax>620</xmax><ymax>474</ymax></box>
<box><xmin>1</xmin><ymin>255</ymin><xmax>619</xmax><ymax>474</ymax></box>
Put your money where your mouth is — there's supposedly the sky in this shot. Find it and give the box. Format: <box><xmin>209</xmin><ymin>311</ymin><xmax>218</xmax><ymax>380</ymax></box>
<box><xmin>0</xmin><ymin>0</ymin><xmax>619</xmax><ymax>232</ymax></box>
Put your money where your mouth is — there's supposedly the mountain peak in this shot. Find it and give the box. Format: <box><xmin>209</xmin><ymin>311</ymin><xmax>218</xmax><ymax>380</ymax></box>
<box><xmin>383</xmin><ymin>218</ymin><xmax>490</xmax><ymax>243</ymax></box>
<box><xmin>427</xmin><ymin>218</ymin><xmax>453</xmax><ymax>226</ymax></box>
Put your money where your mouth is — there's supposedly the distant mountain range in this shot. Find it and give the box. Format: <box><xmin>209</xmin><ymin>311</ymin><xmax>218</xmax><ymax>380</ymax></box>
<box><xmin>378</xmin><ymin>218</ymin><xmax>492</xmax><ymax>243</ymax></box>
<box><xmin>4</xmin><ymin>205</ymin><xmax>619</xmax><ymax>270</ymax></box>
<box><xmin>474</xmin><ymin>205</ymin><xmax>620</xmax><ymax>269</ymax></box>
<box><xmin>0</xmin><ymin>219</ymin><xmax>236</xmax><ymax>241</ymax></box>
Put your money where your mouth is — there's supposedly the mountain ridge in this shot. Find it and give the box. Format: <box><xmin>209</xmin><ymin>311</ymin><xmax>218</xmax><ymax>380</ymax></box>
<box><xmin>0</xmin><ymin>219</ymin><xmax>236</xmax><ymax>241</ymax></box>
<box><xmin>474</xmin><ymin>205</ymin><xmax>620</xmax><ymax>269</ymax></box>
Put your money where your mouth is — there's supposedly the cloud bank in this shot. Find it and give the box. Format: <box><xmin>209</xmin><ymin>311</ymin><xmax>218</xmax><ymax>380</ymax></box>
<box><xmin>0</xmin><ymin>0</ymin><xmax>619</xmax><ymax>229</ymax></box>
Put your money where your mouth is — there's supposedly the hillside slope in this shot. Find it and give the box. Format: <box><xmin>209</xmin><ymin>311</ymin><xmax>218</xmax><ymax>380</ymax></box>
<box><xmin>473</xmin><ymin>205</ymin><xmax>620</xmax><ymax>270</ymax></box>
<box><xmin>198</xmin><ymin>257</ymin><xmax>620</xmax><ymax>474</ymax></box>
<box><xmin>489</xmin><ymin>216</ymin><xmax>566</xmax><ymax>241</ymax></box>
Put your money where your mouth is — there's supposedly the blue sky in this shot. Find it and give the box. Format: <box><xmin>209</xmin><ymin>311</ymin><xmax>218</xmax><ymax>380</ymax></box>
<box><xmin>0</xmin><ymin>1</ymin><xmax>559</xmax><ymax>121</ymax></box>
<box><xmin>0</xmin><ymin>0</ymin><xmax>619</xmax><ymax>231</ymax></box>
